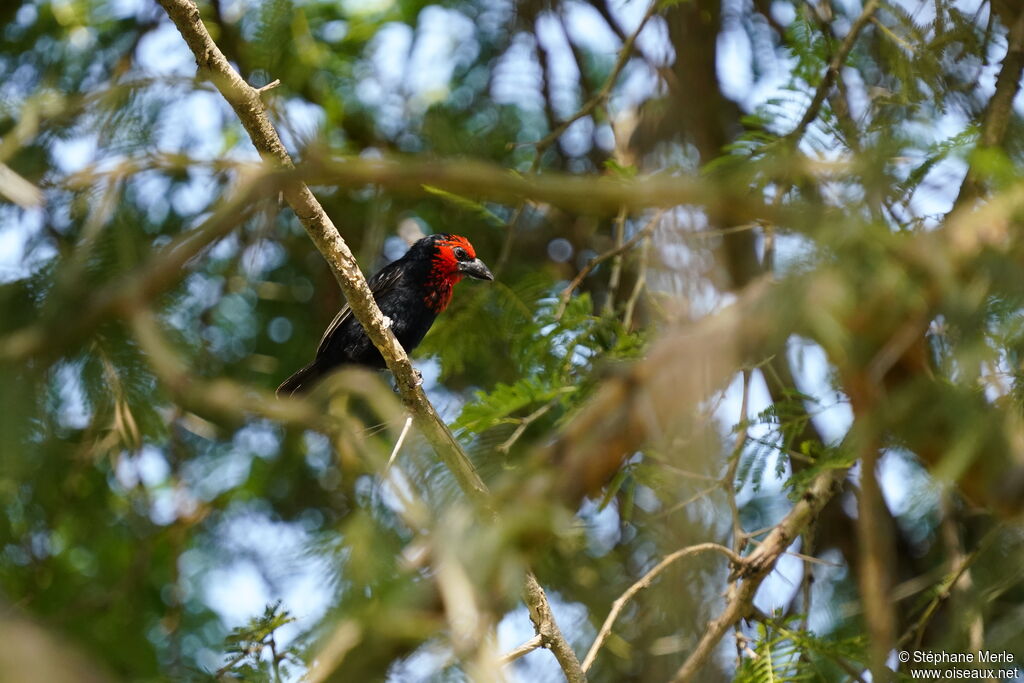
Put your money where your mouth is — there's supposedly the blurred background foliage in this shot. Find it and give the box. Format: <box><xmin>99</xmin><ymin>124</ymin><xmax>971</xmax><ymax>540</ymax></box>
<box><xmin>3</xmin><ymin>0</ymin><xmax>1024</xmax><ymax>680</ymax></box>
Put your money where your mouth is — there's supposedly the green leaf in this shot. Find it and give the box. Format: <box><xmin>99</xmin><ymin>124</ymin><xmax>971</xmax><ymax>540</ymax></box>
<box><xmin>421</xmin><ymin>184</ymin><xmax>506</xmax><ymax>228</ymax></box>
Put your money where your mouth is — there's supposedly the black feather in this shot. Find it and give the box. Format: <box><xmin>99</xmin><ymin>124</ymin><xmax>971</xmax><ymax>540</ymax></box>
<box><xmin>276</xmin><ymin>234</ymin><xmax>487</xmax><ymax>397</ymax></box>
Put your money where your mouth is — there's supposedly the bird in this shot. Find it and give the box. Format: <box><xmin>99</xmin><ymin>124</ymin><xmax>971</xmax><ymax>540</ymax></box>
<box><xmin>277</xmin><ymin>233</ymin><xmax>493</xmax><ymax>396</ymax></box>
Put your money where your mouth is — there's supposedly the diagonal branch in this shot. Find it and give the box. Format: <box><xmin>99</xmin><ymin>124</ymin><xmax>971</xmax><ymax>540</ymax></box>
<box><xmin>155</xmin><ymin>2</ymin><xmax>585</xmax><ymax>680</ymax></box>
<box><xmin>669</xmin><ymin>467</ymin><xmax>848</xmax><ymax>683</ymax></box>
<box><xmin>785</xmin><ymin>0</ymin><xmax>880</xmax><ymax>145</ymax></box>
<box><xmin>555</xmin><ymin>210</ymin><xmax>664</xmax><ymax>319</ymax></box>
<box><xmin>953</xmin><ymin>7</ymin><xmax>1024</xmax><ymax>208</ymax></box>
<box><xmin>529</xmin><ymin>1</ymin><xmax>658</xmax><ymax>154</ymax></box>
<box><xmin>156</xmin><ymin>0</ymin><xmax>488</xmax><ymax>506</ymax></box>
<box><xmin>499</xmin><ymin>634</ymin><xmax>543</xmax><ymax>665</ymax></box>
<box><xmin>581</xmin><ymin>543</ymin><xmax>742</xmax><ymax>672</ymax></box>
<box><xmin>523</xmin><ymin>572</ymin><xmax>586</xmax><ymax>682</ymax></box>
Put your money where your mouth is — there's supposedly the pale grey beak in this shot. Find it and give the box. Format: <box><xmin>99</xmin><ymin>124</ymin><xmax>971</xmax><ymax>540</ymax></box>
<box><xmin>460</xmin><ymin>258</ymin><xmax>494</xmax><ymax>281</ymax></box>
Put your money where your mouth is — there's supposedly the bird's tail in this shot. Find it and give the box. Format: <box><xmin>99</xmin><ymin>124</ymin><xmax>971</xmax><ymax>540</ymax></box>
<box><xmin>276</xmin><ymin>361</ymin><xmax>326</xmax><ymax>397</ymax></box>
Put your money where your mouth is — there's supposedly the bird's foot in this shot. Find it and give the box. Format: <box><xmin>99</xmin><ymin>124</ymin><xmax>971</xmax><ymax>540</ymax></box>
<box><xmin>381</xmin><ymin>315</ymin><xmax>393</xmax><ymax>329</ymax></box>
<box><xmin>412</xmin><ymin>369</ymin><xmax>423</xmax><ymax>387</ymax></box>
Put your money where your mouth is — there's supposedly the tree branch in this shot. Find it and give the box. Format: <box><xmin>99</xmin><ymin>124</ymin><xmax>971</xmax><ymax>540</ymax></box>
<box><xmin>786</xmin><ymin>0</ymin><xmax>880</xmax><ymax>145</ymax></box>
<box><xmin>555</xmin><ymin>210</ymin><xmax>664</xmax><ymax>319</ymax></box>
<box><xmin>523</xmin><ymin>572</ymin><xmax>586</xmax><ymax>683</ymax></box>
<box><xmin>156</xmin><ymin>0</ymin><xmax>489</xmax><ymax>506</ymax></box>
<box><xmin>529</xmin><ymin>1</ymin><xmax>658</xmax><ymax>154</ymax></box>
<box><xmin>669</xmin><ymin>467</ymin><xmax>848</xmax><ymax>682</ymax></box>
<box><xmin>953</xmin><ymin>7</ymin><xmax>1024</xmax><ymax>207</ymax></box>
<box><xmin>499</xmin><ymin>634</ymin><xmax>543</xmax><ymax>665</ymax></box>
<box><xmin>581</xmin><ymin>543</ymin><xmax>742</xmax><ymax>672</ymax></box>
<box><xmin>155</xmin><ymin>3</ymin><xmax>584</xmax><ymax>679</ymax></box>
<box><xmin>65</xmin><ymin>152</ymin><xmax>790</xmax><ymax>223</ymax></box>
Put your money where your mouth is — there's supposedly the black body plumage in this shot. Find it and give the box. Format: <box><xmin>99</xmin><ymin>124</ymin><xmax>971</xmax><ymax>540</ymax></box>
<box><xmin>276</xmin><ymin>234</ymin><xmax>492</xmax><ymax>396</ymax></box>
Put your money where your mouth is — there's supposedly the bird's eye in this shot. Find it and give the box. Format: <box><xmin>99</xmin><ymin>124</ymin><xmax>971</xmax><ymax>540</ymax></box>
<box><xmin>453</xmin><ymin>247</ymin><xmax>469</xmax><ymax>260</ymax></box>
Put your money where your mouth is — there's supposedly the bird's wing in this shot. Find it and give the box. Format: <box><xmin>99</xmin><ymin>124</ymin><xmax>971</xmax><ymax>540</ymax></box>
<box><xmin>315</xmin><ymin>260</ymin><xmax>406</xmax><ymax>356</ymax></box>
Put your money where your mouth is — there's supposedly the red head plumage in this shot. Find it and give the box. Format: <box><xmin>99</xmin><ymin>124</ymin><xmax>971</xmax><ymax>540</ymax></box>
<box><xmin>422</xmin><ymin>234</ymin><xmax>492</xmax><ymax>312</ymax></box>
<box><xmin>430</xmin><ymin>235</ymin><xmax>477</xmax><ymax>281</ymax></box>
<box><xmin>276</xmin><ymin>233</ymin><xmax>492</xmax><ymax>395</ymax></box>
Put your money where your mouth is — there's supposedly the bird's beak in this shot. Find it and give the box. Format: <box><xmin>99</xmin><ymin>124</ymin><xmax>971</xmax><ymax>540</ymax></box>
<box><xmin>459</xmin><ymin>258</ymin><xmax>494</xmax><ymax>281</ymax></box>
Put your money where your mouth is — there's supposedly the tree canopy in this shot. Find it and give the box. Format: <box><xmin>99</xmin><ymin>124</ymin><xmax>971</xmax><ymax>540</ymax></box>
<box><xmin>2</xmin><ymin>0</ymin><xmax>1024</xmax><ymax>681</ymax></box>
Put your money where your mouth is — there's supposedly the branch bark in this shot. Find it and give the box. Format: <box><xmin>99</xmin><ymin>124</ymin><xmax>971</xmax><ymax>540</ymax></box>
<box><xmin>529</xmin><ymin>0</ymin><xmax>658</xmax><ymax>154</ymax></box>
<box><xmin>581</xmin><ymin>543</ymin><xmax>742</xmax><ymax>672</ymax></box>
<box><xmin>953</xmin><ymin>7</ymin><xmax>1024</xmax><ymax>207</ymax></box>
<box><xmin>156</xmin><ymin>0</ymin><xmax>488</xmax><ymax>506</ymax></box>
<box><xmin>669</xmin><ymin>467</ymin><xmax>848</xmax><ymax>682</ymax></box>
<box><xmin>785</xmin><ymin>0</ymin><xmax>880</xmax><ymax>145</ymax></box>
<box><xmin>61</xmin><ymin>153</ymin><xmax>794</xmax><ymax>223</ymax></box>
<box><xmin>155</xmin><ymin>3</ymin><xmax>584</xmax><ymax>680</ymax></box>
<box><xmin>523</xmin><ymin>572</ymin><xmax>586</xmax><ymax>683</ymax></box>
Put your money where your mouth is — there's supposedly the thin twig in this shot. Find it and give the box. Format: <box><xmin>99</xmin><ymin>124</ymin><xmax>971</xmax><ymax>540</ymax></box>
<box><xmin>215</xmin><ymin>643</ymin><xmax>261</xmax><ymax>679</ymax></box>
<box><xmin>724</xmin><ymin>371</ymin><xmax>752</xmax><ymax>554</ymax></box>
<box><xmin>156</xmin><ymin>5</ymin><xmax>584</xmax><ymax>681</ymax></box>
<box><xmin>523</xmin><ymin>572</ymin><xmax>587</xmax><ymax>683</ymax></box>
<box><xmin>582</xmin><ymin>543</ymin><xmax>742</xmax><ymax>672</ymax></box>
<box><xmin>725</xmin><ymin>370</ymin><xmax>752</xmax><ymax>663</ymax></box>
<box><xmin>493</xmin><ymin>203</ymin><xmax>527</xmax><ymax>278</ymax></box>
<box><xmin>785</xmin><ymin>0</ymin><xmax>880</xmax><ymax>145</ymax></box>
<box><xmin>497</xmin><ymin>401</ymin><xmax>556</xmax><ymax>454</ymax></box>
<box><xmin>855</xmin><ymin>436</ymin><xmax>895</xmax><ymax>682</ymax></box>
<box><xmin>870</xmin><ymin>16</ymin><xmax>915</xmax><ymax>53</ymax></box>
<box><xmin>386</xmin><ymin>416</ymin><xmax>414</xmax><ymax>470</ymax></box>
<box><xmin>556</xmin><ymin>210</ymin><xmax>664</xmax><ymax>319</ymax></box>
<box><xmin>528</xmin><ymin>1</ymin><xmax>658</xmax><ymax>154</ymax></box>
<box><xmin>669</xmin><ymin>467</ymin><xmax>847</xmax><ymax>682</ymax></box>
<box><xmin>621</xmin><ymin>234</ymin><xmax>650</xmax><ymax>329</ymax></box>
<box><xmin>156</xmin><ymin>0</ymin><xmax>490</xmax><ymax>507</ymax></box>
<box><xmin>653</xmin><ymin>482</ymin><xmax>720</xmax><ymax>520</ymax></box>
<box><xmin>270</xmin><ymin>635</ymin><xmax>282</xmax><ymax>683</ymax></box>
<box><xmin>499</xmin><ymin>634</ymin><xmax>543</xmax><ymax>665</ymax></box>
<box><xmin>898</xmin><ymin>526</ymin><xmax>998</xmax><ymax>651</ymax></box>
<box><xmin>603</xmin><ymin>207</ymin><xmax>628</xmax><ymax>316</ymax></box>
<box><xmin>744</xmin><ymin>536</ymin><xmax>842</xmax><ymax>567</ymax></box>
<box><xmin>257</xmin><ymin>78</ymin><xmax>281</xmax><ymax>94</ymax></box>
<box><xmin>938</xmin><ymin>499</ymin><xmax>983</xmax><ymax>652</ymax></box>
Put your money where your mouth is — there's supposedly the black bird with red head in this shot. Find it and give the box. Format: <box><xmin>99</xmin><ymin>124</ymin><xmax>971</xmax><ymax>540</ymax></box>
<box><xmin>277</xmin><ymin>234</ymin><xmax>493</xmax><ymax>396</ymax></box>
